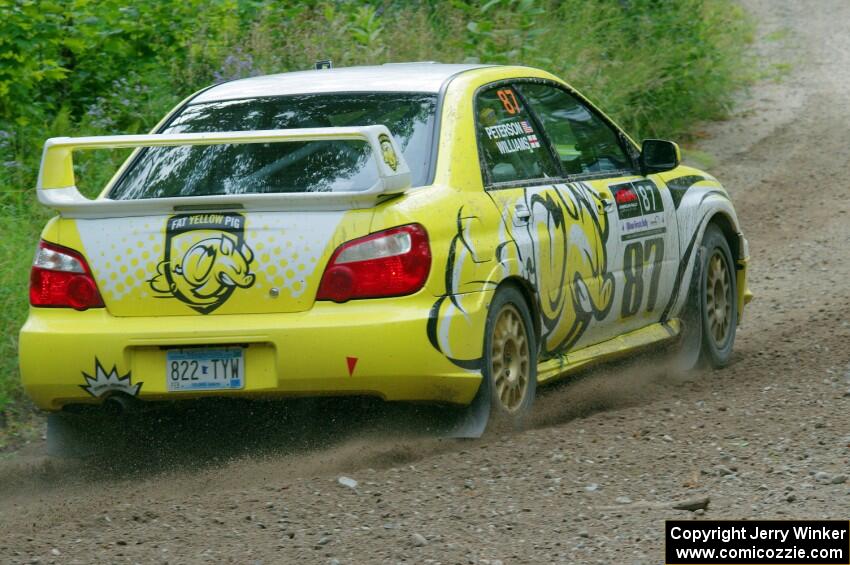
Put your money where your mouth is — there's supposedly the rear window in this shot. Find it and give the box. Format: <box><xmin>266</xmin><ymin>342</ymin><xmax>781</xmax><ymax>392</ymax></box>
<box><xmin>108</xmin><ymin>93</ymin><xmax>437</xmax><ymax>200</ymax></box>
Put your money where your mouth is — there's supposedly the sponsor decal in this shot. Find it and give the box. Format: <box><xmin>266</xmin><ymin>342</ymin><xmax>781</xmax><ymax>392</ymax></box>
<box><xmin>611</xmin><ymin>180</ymin><xmax>666</xmax><ymax>240</ymax></box>
<box><xmin>149</xmin><ymin>213</ymin><xmax>255</xmax><ymax>314</ymax></box>
<box><xmin>621</xmin><ymin>227</ymin><xmax>666</xmax><ymax>241</ymax></box>
<box><xmin>615</xmin><ymin>186</ymin><xmax>638</xmax><ymax>205</ymax></box>
<box><xmin>624</xmin><ymin>217</ymin><xmax>649</xmax><ymax>232</ymax></box>
<box><xmin>614</xmin><ymin>185</ymin><xmax>642</xmax><ymax>219</ymax></box>
<box><xmin>80</xmin><ymin>358</ymin><xmax>142</xmax><ymax>398</ymax></box>
<box><xmin>378</xmin><ymin>133</ymin><xmax>398</xmax><ymax>172</ymax></box>
<box><xmin>612</xmin><ymin>181</ymin><xmax>662</xmax><ymax>219</ymax></box>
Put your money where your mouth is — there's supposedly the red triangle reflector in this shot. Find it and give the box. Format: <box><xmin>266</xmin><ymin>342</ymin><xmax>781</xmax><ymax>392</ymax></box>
<box><xmin>346</xmin><ymin>356</ymin><xmax>358</xmax><ymax>376</ymax></box>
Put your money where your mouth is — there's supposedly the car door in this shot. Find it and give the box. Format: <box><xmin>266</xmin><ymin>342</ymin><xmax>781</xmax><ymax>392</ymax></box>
<box><xmin>516</xmin><ymin>82</ymin><xmax>680</xmax><ymax>344</ymax></box>
<box><xmin>476</xmin><ymin>84</ymin><xmax>616</xmax><ymax>359</ymax></box>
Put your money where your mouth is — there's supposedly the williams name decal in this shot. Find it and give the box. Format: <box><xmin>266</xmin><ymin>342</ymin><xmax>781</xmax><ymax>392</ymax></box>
<box><xmin>149</xmin><ymin>213</ymin><xmax>256</xmax><ymax>314</ymax></box>
<box><xmin>484</xmin><ymin>121</ymin><xmax>540</xmax><ymax>155</ymax></box>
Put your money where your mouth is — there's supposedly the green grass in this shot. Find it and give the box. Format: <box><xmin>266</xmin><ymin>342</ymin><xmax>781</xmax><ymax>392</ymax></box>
<box><xmin>0</xmin><ymin>199</ymin><xmax>47</xmax><ymax>420</ymax></box>
<box><xmin>0</xmin><ymin>0</ymin><xmax>756</xmax><ymax>434</ymax></box>
<box><xmin>0</xmin><ymin>196</ymin><xmax>58</xmax><ymax>449</ymax></box>
<box><xmin>764</xmin><ymin>27</ymin><xmax>791</xmax><ymax>42</ymax></box>
<box><xmin>683</xmin><ymin>148</ymin><xmax>718</xmax><ymax>171</ymax></box>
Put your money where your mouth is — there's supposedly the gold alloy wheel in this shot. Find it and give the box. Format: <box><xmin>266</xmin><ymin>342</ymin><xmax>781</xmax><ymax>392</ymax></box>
<box><xmin>705</xmin><ymin>251</ymin><xmax>732</xmax><ymax>345</ymax></box>
<box><xmin>490</xmin><ymin>304</ymin><xmax>530</xmax><ymax>412</ymax></box>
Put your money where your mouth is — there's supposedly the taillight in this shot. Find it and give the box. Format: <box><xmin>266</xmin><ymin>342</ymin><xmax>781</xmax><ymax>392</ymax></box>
<box><xmin>29</xmin><ymin>241</ymin><xmax>104</xmax><ymax>310</ymax></box>
<box><xmin>317</xmin><ymin>224</ymin><xmax>431</xmax><ymax>302</ymax></box>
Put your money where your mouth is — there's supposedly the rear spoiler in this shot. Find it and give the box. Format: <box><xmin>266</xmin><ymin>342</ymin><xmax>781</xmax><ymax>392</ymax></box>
<box><xmin>36</xmin><ymin>125</ymin><xmax>411</xmax><ymax>218</ymax></box>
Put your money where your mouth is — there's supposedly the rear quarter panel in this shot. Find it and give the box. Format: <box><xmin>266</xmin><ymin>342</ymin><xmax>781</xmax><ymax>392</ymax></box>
<box><xmin>366</xmin><ymin>67</ymin><xmax>567</xmax><ymax>370</ymax></box>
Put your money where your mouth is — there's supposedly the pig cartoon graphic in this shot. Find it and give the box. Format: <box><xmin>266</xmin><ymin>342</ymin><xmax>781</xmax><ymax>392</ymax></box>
<box><xmin>149</xmin><ymin>213</ymin><xmax>256</xmax><ymax>313</ymax></box>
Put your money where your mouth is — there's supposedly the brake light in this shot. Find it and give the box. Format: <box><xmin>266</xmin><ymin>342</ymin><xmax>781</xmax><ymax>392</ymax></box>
<box><xmin>317</xmin><ymin>224</ymin><xmax>431</xmax><ymax>302</ymax></box>
<box><xmin>29</xmin><ymin>241</ymin><xmax>104</xmax><ymax>310</ymax></box>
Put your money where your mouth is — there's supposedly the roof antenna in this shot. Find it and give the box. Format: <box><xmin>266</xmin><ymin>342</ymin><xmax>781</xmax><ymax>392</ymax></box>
<box><xmin>314</xmin><ymin>60</ymin><xmax>333</xmax><ymax>70</ymax></box>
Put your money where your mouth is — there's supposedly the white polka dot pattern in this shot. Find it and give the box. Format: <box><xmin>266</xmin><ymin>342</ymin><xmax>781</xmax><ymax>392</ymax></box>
<box><xmin>76</xmin><ymin>217</ymin><xmax>165</xmax><ymax>301</ymax></box>
<box><xmin>242</xmin><ymin>211</ymin><xmax>344</xmax><ymax>298</ymax></box>
<box><xmin>74</xmin><ymin>211</ymin><xmax>346</xmax><ymax>306</ymax></box>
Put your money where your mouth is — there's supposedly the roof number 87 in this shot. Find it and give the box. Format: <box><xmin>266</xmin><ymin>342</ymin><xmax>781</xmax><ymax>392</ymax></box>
<box><xmin>497</xmin><ymin>89</ymin><xmax>521</xmax><ymax>115</ymax></box>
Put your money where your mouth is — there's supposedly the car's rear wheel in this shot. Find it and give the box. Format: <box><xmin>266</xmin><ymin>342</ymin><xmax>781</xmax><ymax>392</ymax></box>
<box><xmin>483</xmin><ymin>286</ymin><xmax>537</xmax><ymax>429</ymax></box>
<box><xmin>677</xmin><ymin>224</ymin><xmax>738</xmax><ymax>370</ymax></box>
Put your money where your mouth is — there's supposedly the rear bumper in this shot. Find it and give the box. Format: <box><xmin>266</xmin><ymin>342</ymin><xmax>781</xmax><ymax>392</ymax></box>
<box><xmin>19</xmin><ymin>292</ymin><xmax>490</xmax><ymax>411</ymax></box>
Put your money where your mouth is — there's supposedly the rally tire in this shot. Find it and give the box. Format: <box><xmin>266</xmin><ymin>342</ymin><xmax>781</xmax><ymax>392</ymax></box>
<box><xmin>697</xmin><ymin>224</ymin><xmax>737</xmax><ymax>368</ymax></box>
<box><xmin>482</xmin><ymin>286</ymin><xmax>538</xmax><ymax>429</ymax></box>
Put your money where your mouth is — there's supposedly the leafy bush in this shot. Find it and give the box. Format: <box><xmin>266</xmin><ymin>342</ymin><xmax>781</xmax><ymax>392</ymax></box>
<box><xmin>0</xmin><ymin>0</ymin><xmax>752</xmax><ymax>417</ymax></box>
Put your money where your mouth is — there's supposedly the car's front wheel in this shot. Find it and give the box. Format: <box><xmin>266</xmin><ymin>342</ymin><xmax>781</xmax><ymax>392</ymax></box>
<box><xmin>699</xmin><ymin>225</ymin><xmax>738</xmax><ymax>367</ymax></box>
<box><xmin>676</xmin><ymin>224</ymin><xmax>738</xmax><ymax>370</ymax></box>
<box><xmin>483</xmin><ymin>286</ymin><xmax>537</xmax><ymax>429</ymax></box>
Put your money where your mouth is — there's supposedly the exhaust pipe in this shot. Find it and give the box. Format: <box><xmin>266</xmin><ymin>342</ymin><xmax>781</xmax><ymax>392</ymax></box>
<box><xmin>103</xmin><ymin>393</ymin><xmax>139</xmax><ymax>416</ymax></box>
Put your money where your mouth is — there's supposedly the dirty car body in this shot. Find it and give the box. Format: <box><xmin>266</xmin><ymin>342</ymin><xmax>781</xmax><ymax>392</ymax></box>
<box><xmin>20</xmin><ymin>64</ymin><xmax>751</xmax><ymax>431</ymax></box>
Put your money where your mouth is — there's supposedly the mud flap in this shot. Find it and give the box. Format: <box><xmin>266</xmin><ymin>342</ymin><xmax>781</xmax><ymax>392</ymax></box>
<box><xmin>441</xmin><ymin>376</ymin><xmax>490</xmax><ymax>439</ymax></box>
<box><xmin>670</xmin><ymin>246</ymin><xmax>705</xmax><ymax>373</ymax></box>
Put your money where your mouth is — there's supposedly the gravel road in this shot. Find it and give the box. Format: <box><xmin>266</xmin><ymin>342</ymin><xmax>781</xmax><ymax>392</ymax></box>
<box><xmin>2</xmin><ymin>1</ymin><xmax>849</xmax><ymax>563</ymax></box>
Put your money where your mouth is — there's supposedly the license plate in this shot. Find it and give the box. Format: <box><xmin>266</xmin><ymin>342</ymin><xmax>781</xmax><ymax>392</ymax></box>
<box><xmin>166</xmin><ymin>347</ymin><xmax>244</xmax><ymax>392</ymax></box>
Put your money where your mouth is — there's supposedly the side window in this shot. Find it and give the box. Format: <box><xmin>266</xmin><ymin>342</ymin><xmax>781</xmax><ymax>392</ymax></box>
<box><xmin>476</xmin><ymin>85</ymin><xmax>558</xmax><ymax>185</ymax></box>
<box><xmin>519</xmin><ymin>83</ymin><xmax>631</xmax><ymax>176</ymax></box>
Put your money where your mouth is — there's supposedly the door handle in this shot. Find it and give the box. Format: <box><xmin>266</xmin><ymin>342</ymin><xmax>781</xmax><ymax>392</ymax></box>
<box><xmin>514</xmin><ymin>203</ymin><xmax>531</xmax><ymax>225</ymax></box>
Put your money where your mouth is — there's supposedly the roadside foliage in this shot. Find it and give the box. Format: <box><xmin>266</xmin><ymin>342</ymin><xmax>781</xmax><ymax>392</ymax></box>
<box><xmin>0</xmin><ymin>0</ymin><xmax>751</xmax><ymax>430</ymax></box>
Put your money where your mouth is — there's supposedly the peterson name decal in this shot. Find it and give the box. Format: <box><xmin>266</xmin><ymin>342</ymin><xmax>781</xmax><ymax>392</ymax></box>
<box><xmin>149</xmin><ymin>213</ymin><xmax>256</xmax><ymax>314</ymax></box>
<box><xmin>484</xmin><ymin>120</ymin><xmax>540</xmax><ymax>154</ymax></box>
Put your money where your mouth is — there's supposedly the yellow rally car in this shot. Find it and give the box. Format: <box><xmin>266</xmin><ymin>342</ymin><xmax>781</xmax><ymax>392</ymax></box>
<box><xmin>21</xmin><ymin>63</ymin><xmax>751</xmax><ymax>441</ymax></box>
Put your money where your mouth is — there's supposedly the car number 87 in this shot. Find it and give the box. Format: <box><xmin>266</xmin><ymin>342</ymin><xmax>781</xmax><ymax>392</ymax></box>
<box><xmin>621</xmin><ymin>237</ymin><xmax>664</xmax><ymax>317</ymax></box>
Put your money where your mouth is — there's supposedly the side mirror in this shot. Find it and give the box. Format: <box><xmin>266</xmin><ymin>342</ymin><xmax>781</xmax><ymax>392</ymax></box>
<box><xmin>640</xmin><ymin>139</ymin><xmax>681</xmax><ymax>175</ymax></box>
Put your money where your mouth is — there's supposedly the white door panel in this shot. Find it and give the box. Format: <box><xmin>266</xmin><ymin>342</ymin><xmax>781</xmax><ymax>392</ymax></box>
<box><xmin>603</xmin><ymin>177</ymin><xmax>680</xmax><ymax>334</ymax></box>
